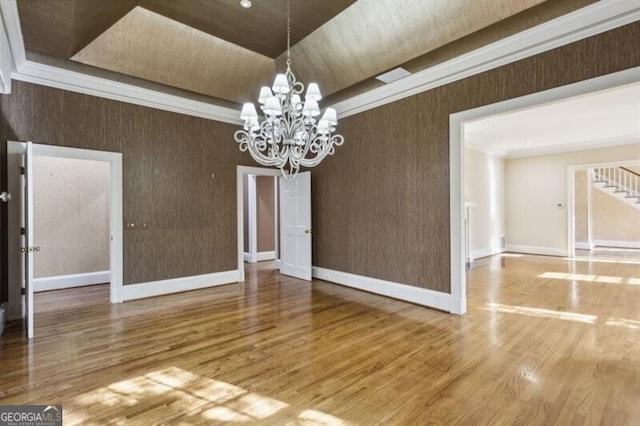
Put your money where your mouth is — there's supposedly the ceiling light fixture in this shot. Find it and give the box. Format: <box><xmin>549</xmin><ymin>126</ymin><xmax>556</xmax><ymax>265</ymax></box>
<box><xmin>234</xmin><ymin>0</ymin><xmax>343</xmax><ymax>180</ymax></box>
<box><xmin>240</xmin><ymin>0</ymin><xmax>252</xmax><ymax>8</ymax></box>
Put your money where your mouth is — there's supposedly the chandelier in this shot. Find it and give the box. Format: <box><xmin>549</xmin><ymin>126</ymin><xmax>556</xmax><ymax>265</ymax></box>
<box><xmin>234</xmin><ymin>0</ymin><xmax>344</xmax><ymax>180</ymax></box>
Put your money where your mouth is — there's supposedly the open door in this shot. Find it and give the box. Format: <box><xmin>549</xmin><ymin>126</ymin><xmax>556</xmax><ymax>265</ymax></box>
<box><xmin>7</xmin><ymin>141</ymin><xmax>35</xmax><ymax>339</ymax></box>
<box><xmin>279</xmin><ymin>172</ymin><xmax>312</xmax><ymax>281</ymax></box>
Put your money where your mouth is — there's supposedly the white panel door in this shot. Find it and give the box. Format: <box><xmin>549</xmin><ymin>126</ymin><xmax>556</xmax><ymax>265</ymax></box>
<box><xmin>6</xmin><ymin>141</ymin><xmax>34</xmax><ymax>339</ymax></box>
<box><xmin>279</xmin><ymin>172</ymin><xmax>312</xmax><ymax>281</ymax></box>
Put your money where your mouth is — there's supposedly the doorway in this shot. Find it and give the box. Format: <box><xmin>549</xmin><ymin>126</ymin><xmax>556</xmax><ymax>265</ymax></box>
<box><xmin>32</xmin><ymin>156</ymin><xmax>111</xmax><ymax>293</ymax></box>
<box><xmin>243</xmin><ymin>173</ymin><xmax>278</xmax><ymax>265</ymax></box>
<box><xmin>237</xmin><ymin>166</ymin><xmax>282</xmax><ymax>282</ymax></box>
<box><xmin>449</xmin><ymin>67</ymin><xmax>639</xmax><ymax>314</ymax></box>
<box><xmin>6</xmin><ymin>142</ymin><xmax>123</xmax><ymax>338</ymax></box>
<box><xmin>568</xmin><ymin>160</ymin><xmax>640</xmax><ymax>260</ymax></box>
<box><xmin>236</xmin><ymin>166</ymin><xmax>313</xmax><ymax>283</ymax></box>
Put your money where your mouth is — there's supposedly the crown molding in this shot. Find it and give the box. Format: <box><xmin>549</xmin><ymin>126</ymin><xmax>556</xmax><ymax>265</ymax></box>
<box><xmin>466</xmin><ymin>135</ymin><xmax>640</xmax><ymax>160</ymax></box>
<box><xmin>331</xmin><ymin>1</ymin><xmax>640</xmax><ymax>118</ymax></box>
<box><xmin>503</xmin><ymin>135</ymin><xmax>640</xmax><ymax>159</ymax></box>
<box><xmin>465</xmin><ymin>143</ymin><xmax>508</xmax><ymax>159</ymax></box>
<box><xmin>14</xmin><ymin>61</ymin><xmax>242</xmax><ymax>124</ymax></box>
<box><xmin>0</xmin><ymin>0</ymin><xmax>241</xmax><ymax>124</ymax></box>
<box><xmin>0</xmin><ymin>0</ymin><xmax>25</xmax><ymax>67</ymax></box>
<box><xmin>1</xmin><ymin>0</ymin><xmax>639</xmax><ymax>123</ymax></box>
<box><xmin>0</xmin><ymin>15</ymin><xmax>12</xmax><ymax>94</ymax></box>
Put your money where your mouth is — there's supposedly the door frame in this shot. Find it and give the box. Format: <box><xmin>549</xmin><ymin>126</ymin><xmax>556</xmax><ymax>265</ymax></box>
<box><xmin>449</xmin><ymin>66</ymin><xmax>639</xmax><ymax>315</ymax></box>
<box><xmin>22</xmin><ymin>144</ymin><xmax>123</xmax><ymax>304</ymax></box>
<box><xmin>567</xmin><ymin>159</ymin><xmax>640</xmax><ymax>257</ymax></box>
<box><xmin>237</xmin><ymin>166</ymin><xmax>281</xmax><ymax>282</ymax></box>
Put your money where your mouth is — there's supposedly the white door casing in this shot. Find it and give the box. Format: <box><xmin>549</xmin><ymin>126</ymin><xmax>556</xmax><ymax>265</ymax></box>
<box><xmin>24</xmin><ymin>142</ymin><xmax>34</xmax><ymax>339</ymax></box>
<box><xmin>6</xmin><ymin>141</ymin><xmax>34</xmax><ymax>338</ymax></box>
<box><xmin>279</xmin><ymin>172</ymin><xmax>312</xmax><ymax>281</ymax></box>
<box><xmin>7</xmin><ymin>142</ymin><xmax>124</xmax><ymax>333</ymax></box>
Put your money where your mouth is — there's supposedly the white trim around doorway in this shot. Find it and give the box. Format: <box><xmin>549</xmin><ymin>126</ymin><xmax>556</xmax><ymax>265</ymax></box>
<box><xmin>449</xmin><ymin>66</ymin><xmax>640</xmax><ymax>316</ymax></box>
<box><xmin>237</xmin><ymin>166</ymin><xmax>282</xmax><ymax>282</ymax></box>
<box><xmin>31</xmin><ymin>144</ymin><xmax>124</xmax><ymax>303</ymax></box>
<box><xmin>566</xmin><ymin>158</ymin><xmax>640</xmax><ymax>258</ymax></box>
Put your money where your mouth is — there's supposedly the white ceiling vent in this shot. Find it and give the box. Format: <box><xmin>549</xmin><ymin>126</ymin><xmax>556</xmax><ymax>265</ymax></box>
<box><xmin>375</xmin><ymin>67</ymin><xmax>412</xmax><ymax>84</ymax></box>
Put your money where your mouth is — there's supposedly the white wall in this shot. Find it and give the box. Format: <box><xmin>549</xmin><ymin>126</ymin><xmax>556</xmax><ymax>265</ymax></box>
<box><xmin>574</xmin><ymin>170</ymin><xmax>589</xmax><ymax>244</ymax></box>
<box><xmin>34</xmin><ymin>156</ymin><xmax>110</xmax><ymax>279</ymax></box>
<box><xmin>505</xmin><ymin>144</ymin><xmax>640</xmax><ymax>256</ymax></box>
<box><xmin>465</xmin><ymin>147</ymin><xmax>505</xmax><ymax>259</ymax></box>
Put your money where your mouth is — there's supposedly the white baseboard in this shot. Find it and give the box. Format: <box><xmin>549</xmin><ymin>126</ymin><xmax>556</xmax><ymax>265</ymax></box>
<box><xmin>594</xmin><ymin>240</ymin><xmax>640</xmax><ymax>249</ymax></box>
<box><xmin>575</xmin><ymin>241</ymin><xmax>595</xmax><ymax>250</ymax></box>
<box><xmin>471</xmin><ymin>246</ymin><xmax>505</xmax><ymax>260</ymax></box>
<box><xmin>34</xmin><ymin>271</ymin><xmax>110</xmax><ymax>292</ymax></box>
<box><xmin>257</xmin><ymin>251</ymin><xmax>276</xmax><ymax>261</ymax></box>
<box><xmin>244</xmin><ymin>251</ymin><xmax>276</xmax><ymax>262</ymax></box>
<box><xmin>123</xmin><ymin>270</ymin><xmax>240</xmax><ymax>301</ymax></box>
<box><xmin>312</xmin><ymin>267</ymin><xmax>453</xmax><ymax>314</ymax></box>
<box><xmin>506</xmin><ymin>245</ymin><xmax>568</xmax><ymax>257</ymax></box>
<box><xmin>275</xmin><ymin>259</ymin><xmax>281</xmax><ymax>270</ymax></box>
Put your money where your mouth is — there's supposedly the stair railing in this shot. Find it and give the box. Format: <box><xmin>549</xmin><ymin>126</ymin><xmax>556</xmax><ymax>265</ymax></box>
<box><xmin>592</xmin><ymin>166</ymin><xmax>639</xmax><ymax>203</ymax></box>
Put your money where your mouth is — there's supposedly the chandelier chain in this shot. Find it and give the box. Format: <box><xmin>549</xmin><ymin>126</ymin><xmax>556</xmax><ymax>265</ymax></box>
<box><xmin>286</xmin><ymin>0</ymin><xmax>291</xmax><ymax>68</ymax></box>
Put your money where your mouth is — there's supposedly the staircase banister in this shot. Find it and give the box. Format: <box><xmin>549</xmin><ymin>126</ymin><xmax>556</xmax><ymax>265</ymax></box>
<box><xmin>620</xmin><ymin>166</ymin><xmax>640</xmax><ymax>178</ymax></box>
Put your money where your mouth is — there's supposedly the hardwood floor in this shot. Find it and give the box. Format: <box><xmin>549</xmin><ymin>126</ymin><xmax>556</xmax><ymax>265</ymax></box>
<box><xmin>1</xmin><ymin>255</ymin><xmax>638</xmax><ymax>425</ymax></box>
<box><xmin>575</xmin><ymin>247</ymin><xmax>640</xmax><ymax>261</ymax></box>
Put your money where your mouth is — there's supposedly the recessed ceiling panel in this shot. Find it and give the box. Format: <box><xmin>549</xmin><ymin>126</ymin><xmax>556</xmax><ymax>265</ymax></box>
<box><xmin>18</xmin><ymin>0</ymin><xmax>137</xmax><ymax>58</ymax></box>
<box><xmin>282</xmin><ymin>0</ymin><xmax>547</xmax><ymax>96</ymax></box>
<box><xmin>71</xmin><ymin>7</ymin><xmax>276</xmax><ymax>103</ymax></box>
<box><xmin>139</xmin><ymin>0</ymin><xmax>357</xmax><ymax>58</ymax></box>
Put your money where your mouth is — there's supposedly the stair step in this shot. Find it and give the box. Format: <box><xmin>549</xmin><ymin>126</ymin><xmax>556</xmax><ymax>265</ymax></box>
<box><xmin>593</xmin><ymin>179</ymin><xmax>607</xmax><ymax>183</ymax></box>
<box><xmin>603</xmin><ymin>185</ymin><xmax>617</xmax><ymax>189</ymax></box>
<box><xmin>613</xmin><ymin>190</ymin><xmax>628</xmax><ymax>194</ymax></box>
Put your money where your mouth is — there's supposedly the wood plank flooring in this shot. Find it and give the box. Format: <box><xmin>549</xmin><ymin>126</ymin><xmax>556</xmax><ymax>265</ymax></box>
<box><xmin>1</xmin><ymin>255</ymin><xmax>638</xmax><ymax>425</ymax></box>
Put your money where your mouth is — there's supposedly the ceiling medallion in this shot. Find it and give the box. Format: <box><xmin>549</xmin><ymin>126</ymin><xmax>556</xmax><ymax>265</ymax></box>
<box><xmin>234</xmin><ymin>0</ymin><xmax>344</xmax><ymax>180</ymax></box>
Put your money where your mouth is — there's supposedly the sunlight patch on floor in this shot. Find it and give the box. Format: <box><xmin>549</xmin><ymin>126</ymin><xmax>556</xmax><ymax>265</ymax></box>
<box><xmin>538</xmin><ymin>271</ymin><xmax>623</xmax><ymax>284</ymax></box>
<box><xmin>483</xmin><ymin>303</ymin><xmax>597</xmax><ymax>324</ymax></box>
<box><xmin>295</xmin><ymin>409</ymin><xmax>351</xmax><ymax>425</ymax></box>
<box><xmin>606</xmin><ymin>317</ymin><xmax>640</xmax><ymax>329</ymax></box>
<box><xmin>565</xmin><ymin>257</ymin><xmax>640</xmax><ymax>265</ymax></box>
<box><xmin>67</xmin><ymin>366</ymin><xmax>350</xmax><ymax>425</ymax></box>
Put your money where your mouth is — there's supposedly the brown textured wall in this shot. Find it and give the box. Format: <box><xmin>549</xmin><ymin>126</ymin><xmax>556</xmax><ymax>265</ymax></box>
<box><xmin>256</xmin><ymin>176</ymin><xmax>275</xmax><ymax>253</ymax></box>
<box><xmin>1</xmin><ymin>84</ymin><xmax>248</xmax><ymax>285</ymax></box>
<box><xmin>1</xmin><ymin>23</ymin><xmax>639</xmax><ymax>301</ymax></box>
<box><xmin>313</xmin><ymin>22</ymin><xmax>640</xmax><ymax>292</ymax></box>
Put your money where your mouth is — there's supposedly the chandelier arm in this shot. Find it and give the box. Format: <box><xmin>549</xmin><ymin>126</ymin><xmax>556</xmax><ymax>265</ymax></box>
<box><xmin>298</xmin><ymin>134</ymin><xmax>344</xmax><ymax>167</ymax></box>
<box><xmin>235</xmin><ymin>130</ymin><xmax>283</xmax><ymax>167</ymax></box>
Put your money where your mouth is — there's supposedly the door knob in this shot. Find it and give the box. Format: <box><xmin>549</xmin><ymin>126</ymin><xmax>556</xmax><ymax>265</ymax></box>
<box><xmin>305</xmin><ymin>229</ymin><xmax>312</xmax><ymax>234</ymax></box>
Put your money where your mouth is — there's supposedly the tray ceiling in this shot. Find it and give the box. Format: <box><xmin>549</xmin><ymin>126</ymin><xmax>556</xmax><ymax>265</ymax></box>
<box><xmin>17</xmin><ymin>0</ymin><xmax>597</xmax><ymax>106</ymax></box>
